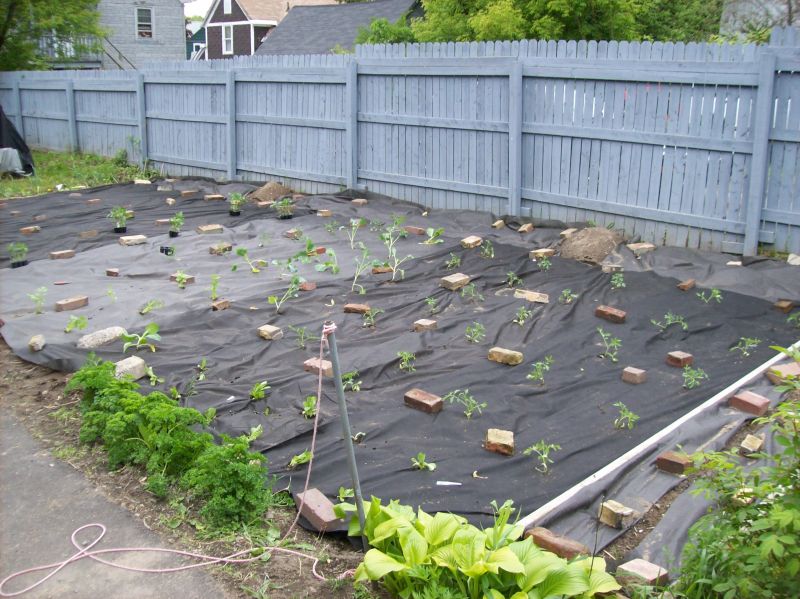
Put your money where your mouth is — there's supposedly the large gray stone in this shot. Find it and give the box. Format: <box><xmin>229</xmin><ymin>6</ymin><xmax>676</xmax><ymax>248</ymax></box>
<box><xmin>28</xmin><ymin>335</ymin><xmax>46</xmax><ymax>352</ymax></box>
<box><xmin>77</xmin><ymin>326</ymin><xmax>126</xmax><ymax>350</ymax></box>
<box><xmin>788</xmin><ymin>253</ymin><xmax>800</xmax><ymax>266</ymax></box>
<box><xmin>114</xmin><ymin>356</ymin><xmax>146</xmax><ymax>381</ymax></box>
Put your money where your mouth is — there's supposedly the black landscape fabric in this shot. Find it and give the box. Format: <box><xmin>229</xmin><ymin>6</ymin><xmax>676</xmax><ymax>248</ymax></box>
<box><xmin>1</xmin><ymin>180</ymin><xmax>799</xmax><ymax>530</ymax></box>
<box><xmin>0</xmin><ymin>105</ymin><xmax>33</xmax><ymax>175</ymax></box>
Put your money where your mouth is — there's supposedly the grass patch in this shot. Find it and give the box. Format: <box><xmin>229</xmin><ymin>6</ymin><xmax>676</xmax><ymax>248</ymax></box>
<box><xmin>0</xmin><ymin>150</ymin><xmax>158</xmax><ymax>199</ymax></box>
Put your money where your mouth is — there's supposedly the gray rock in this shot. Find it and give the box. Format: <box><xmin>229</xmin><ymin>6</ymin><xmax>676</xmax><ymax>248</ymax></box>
<box><xmin>77</xmin><ymin>326</ymin><xmax>126</xmax><ymax>350</ymax></box>
<box><xmin>28</xmin><ymin>335</ymin><xmax>45</xmax><ymax>352</ymax></box>
<box><xmin>788</xmin><ymin>253</ymin><xmax>800</xmax><ymax>266</ymax></box>
<box><xmin>114</xmin><ymin>356</ymin><xmax>146</xmax><ymax>380</ymax></box>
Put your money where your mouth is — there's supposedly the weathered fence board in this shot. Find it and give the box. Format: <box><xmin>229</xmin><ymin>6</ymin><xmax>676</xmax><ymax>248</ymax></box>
<box><xmin>1</xmin><ymin>28</ymin><xmax>799</xmax><ymax>254</ymax></box>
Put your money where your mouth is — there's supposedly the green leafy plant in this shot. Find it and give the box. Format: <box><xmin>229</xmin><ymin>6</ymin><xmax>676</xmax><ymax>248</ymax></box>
<box><xmin>343</xmin><ymin>218</ymin><xmax>367</xmax><ymax>249</ymax></box>
<box><xmin>342</xmin><ymin>370</ymin><xmax>362</xmax><ymax>392</ymax></box>
<box><xmin>612</xmin><ymin>401</ymin><xmax>639</xmax><ymax>429</ymax></box>
<box><xmin>397</xmin><ymin>351</ymin><xmax>416</xmax><ymax>373</ymax></box>
<box><xmin>697</xmin><ymin>288</ymin><xmax>723</xmax><ymax>304</ymax></box>
<box><xmin>368</xmin><ymin>219</ymin><xmax>384</xmax><ymax>232</ymax></box>
<box><xmin>145</xmin><ymin>365</ymin><xmax>164</xmax><ymax>387</ymax></box>
<box><xmin>536</xmin><ymin>255</ymin><xmax>551</xmax><ymax>272</ymax></box>
<box><xmin>315</xmin><ymin>249</ymin><xmax>340</xmax><ymax>274</ymax></box>
<box><xmin>288</xmin><ymin>450</ymin><xmax>312</xmax><ymax>469</ymax></box>
<box><xmin>787</xmin><ymin>312</ymin><xmax>800</xmax><ymax>329</ymax></box>
<box><xmin>597</xmin><ymin>327</ymin><xmax>621</xmax><ymax>362</ymax></box>
<box><xmin>523</xmin><ymin>440</ymin><xmax>562</xmax><ymax>473</ymax></box>
<box><xmin>288</xmin><ymin>325</ymin><xmax>320</xmax><ymax>350</ymax></box>
<box><xmin>274</xmin><ymin>197</ymin><xmax>294</xmax><ymax>218</ymax></box>
<box><xmin>168</xmin><ymin>210</ymin><xmax>184</xmax><ymax>233</ymax></box>
<box><xmin>28</xmin><ymin>286</ymin><xmax>47</xmax><ymax>314</ymax></box>
<box><xmin>268</xmin><ymin>275</ymin><xmax>302</xmax><ymax>314</ymax></box>
<box><xmin>506</xmin><ymin>271</ymin><xmax>522</xmax><ymax>287</ymax></box>
<box><xmin>139</xmin><ymin>299</ymin><xmax>164</xmax><ymax>315</ymax></box>
<box><xmin>196</xmin><ymin>358</ymin><xmax>208</xmax><ymax>381</ymax></box>
<box><xmin>301</xmin><ymin>395</ymin><xmax>318</xmax><ymax>419</ymax></box>
<box><xmin>770</xmin><ymin>344</ymin><xmax>800</xmax><ymax>393</ymax></box>
<box><xmin>730</xmin><ymin>337</ymin><xmax>761</xmax><ymax>357</ymax></box>
<box><xmin>232</xmin><ymin>247</ymin><xmax>268</xmax><ymax>274</ymax></box>
<box><xmin>337</xmin><ymin>487</ymin><xmax>355</xmax><ymax>502</ymax></box>
<box><xmin>677</xmin><ymin>402</ymin><xmax>800</xmax><ymax>599</ymax></box>
<box><xmin>610</xmin><ymin>272</ymin><xmax>625</xmax><ymax>290</ymax></box>
<box><xmin>362</xmin><ymin>307</ymin><xmax>384</xmax><ymax>328</ymax></box>
<box><xmin>411</xmin><ymin>452</ymin><xmax>436</xmax><ymax>471</ymax></box>
<box><xmin>379</xmin><ymin>217</ymin><xmax>413</xmax><ymax>281</ymax></box>
<box><xmin>479</xmin><ymin>239</ymin><xmax>494</xmax><ymax>259</ymax></box>
<box><xmin>7</xmin><ymin>241</ymin><xmax>28</xmax><ymax>263</ymax></box>
<box><xmin>424</xmin><ymin>296</ymin><xmax>438</xmax><ymax>314</ymax></box>
<box><xmin>64</xmin><ymin>315</ymin><xmax>88</xmax><ymax>333</ymax></box>
<box><xmin>352</xmin><ymin>242</ymin><xmax>373</xmax><ymax>294</ymax></box>
<box><xmin>173</xmin><ymin>270</ymin><xmax>190</xmax><ymax>289</ymax></box>
<box><xmin>107</xmin><ymin>205</ymin><xmax>128</xmax><ymax>228</ymax></box>
<box><xmin>527</xmin><ymin>355</ymin><xmax>554</xmax><ymax>385</ymax></box>
<box><xmin>334</xmin><ymin>497</ymin><xmax>619</xmax><ymax>599</ymax></box>
<box><xmin>559</xmin><ymin>288</ymin><xmax>578</xmax><ymax>304</ymax></box>
<box><xmin>422</xmin><ymin>227</ymin><xmax>444</xmax><ymax>245</ymax></box>
<box><xmin>465</xmin><ymin>322</ymin><xmax>485</xmax><ymax>343</ymax></box>
<box><xmin>122</xmin><ymin>323</ymin><xmax>161</xmax><ymax>353</ymax></box>
<box><xmin>651</xmin><ymin>311</ymin><xmax>689</xmax><ymax>332</ymax></box>
<box><xmin>106</xmin><ymin>287</ymin><xmax>117</xmax><ymax>302</ymax></box>
<box><xmin>250</xmin><ymin>381</ymin><xmax>270</xmax><ymax>401</ymax></box>
<box><xmin>460</xmin><ymin>282</ymin><xmax>484</xmax><ymax>303</ymax></box>
<box><xmin>683</xmin><ymin>366</ymin><xmax>709</xmax><ymax>389</ymax></box>
<box><xmin>445</xmin><ymin>252</ymin><xmax>461</xmax><ymax>270</ymax></box>
<box><xmin>324</xmin><ymin>219</ymin><xmax>341</xmax><ymax>234</ymax></box>
<box><xmin>513</xmin><ymin>305</ymin><xmax>533</xmax><ymax>326</ymax></box>
<box><xmin>228</xmin><ymin>192</ymin><xmax>245</xmax><ymax>212</ymax></box>
<box><xmin>210</xmin><ymin>274</ymin><xmax>220</xmax><ymax>301</ymax></box>
<box><xmin>443</xmin><ymin>389</ymin><xmax>486</xmax><ymax>420</ymax></box>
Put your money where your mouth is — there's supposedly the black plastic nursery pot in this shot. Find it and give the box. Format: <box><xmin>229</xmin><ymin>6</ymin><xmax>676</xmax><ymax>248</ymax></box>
<box><xmin>159</xmin><ymin>246</ymin><xmax>175</xmax><ymax>256</ymax></box>
<box><xmin>114</xmin><ymin>226</ymin><xmax>127</xmax><ymax>233</ymax></box>
<box><xmin>229</xmin><ymin>210</ymin><xmax>241</xmax><ymax>217</ymax></box>
<box><xmin>169</xmin><ymin>230</ymin><xmax>179</xmax><ymax>237</ymax></box>
<box><xmin>10</xmin><ymin>260</ymin><xmax>28</xmax><ymax>268</ymax></box>
<box><xmin>278</xmin><ymin>213</ymin><xmax>293</xmax><ymax>220</ymax></box>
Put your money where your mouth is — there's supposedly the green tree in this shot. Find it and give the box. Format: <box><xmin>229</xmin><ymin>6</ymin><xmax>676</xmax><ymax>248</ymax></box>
<box><xmin>355</xmin><ymin>17</ymin><xmax>416</xmax><ymax>44</ymax></box>
<box><xmin>411</xmin><ymin>0</ymin><xmax>477</xmax><ymax>42</ymax></box>
<box><xmin>0</xmin><ymin>0</ymin><xmax>103</xmax><ymax>71</ymax></box>
<box><xmin>468</xmin><ymin>0</ymin><xmax>526</xmax><ymax>41</ymax></box>
<box><xmin>637</xmin><ymin>0</ymin><xmax>725</xmax><ymax>42</ymax></box>
<box><xmin>520</xmin><ymin>0</ymin><xmax>640</xmax><ymax>40</ymax></box>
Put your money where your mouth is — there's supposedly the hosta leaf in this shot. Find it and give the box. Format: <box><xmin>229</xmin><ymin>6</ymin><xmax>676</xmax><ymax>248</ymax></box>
<box><xmin>430</xmin><ymin>545</ymin><xmax>458</xmax><ymax>571</ymax></box>
<box><xmin>531</xmin><ymin>564</ymin><xmax>589</xmax><ymax>598</ymax></box>
<box><xmin>485</xmin><ymin>546</ymin><xmax>525</xmax><ymax>575</ymax></box>
<box><xmin>398</xmin><ymin>526</ymin><xmax>429</xmax><ymax>566</ymax></box>
<box><xmin>372</xmin><ymin>516</ymin><xmax>413</xmax><ymax>545</ymax></box>
<box><xmin>483</xmin><ymin>590</ymin><xmax>505</xmax><ymax>599</ymax></box>
<box><xmin>515</xmin><ymin>552</ymin><xmax>565</xmax><ymax>592</ymax></box>
<box><xmin>586</xmin><ymin>569</ymin><xmax>621</xmax><ymax>595</ymax></box>
<box><xmin>424</xmin><ymin>512</ymin><xmax>465</xmax><ymax>547</ymax></box>
<box><xmin>360</xmin><ymin>549</ymin><xmax>407</xmax><ymax>580</ymax></box>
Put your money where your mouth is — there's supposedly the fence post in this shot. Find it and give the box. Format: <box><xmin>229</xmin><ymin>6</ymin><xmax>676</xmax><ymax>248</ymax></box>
<box><xmin>226</xmin><ymin>68</ymin><xmax>237</xmax><ymax>181</ymax></box>
<box><xmin>345</xmin><ymin>58</ymin><xmax>359</xmax><ymax>190</ymax></box>
<box><xmin>13</xmin><ymin>76</ymin><xmax>24</xmax><ymax>138</ymax></box>
<box><xmin>135</xmin><ymin>72</ymin><xmax>148</xmax><ymax>167</ymax></box>
<box><xmin>65</xmin><ymin>80</ymin><xmax>78</xmax><ymax>152</ymax></box>
<box><xmin>508</xmin><ymin>60</ymin><xmax>523</xmax><ymax>217</ymax></box>
<box><xmin>742</xmin><ymin>50</ymin><xmax>777</xmax><ymax>256</ymax></box>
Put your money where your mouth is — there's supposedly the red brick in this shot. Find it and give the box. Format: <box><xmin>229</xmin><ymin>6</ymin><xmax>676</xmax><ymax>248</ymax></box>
<box><xmin>196</xmin><ymin>224</ymin><xmax>223</xmax><ymax>234</ymax></box>
<box><xmin>413</xmin><ymin>318</ymin><xmax>437</xmax><ymax>332</ymax></box>
<box><xmin>524</xmin><ymin>527</ymin><xmax>589</xmax><ymax>559</ymax></box>
<box><xmin>299</xmin><ymin>281</ymin><xmax>316</xmax><ymax>292</ymax></box>
<box><xmin>283</xmin><ymin>228</ymin><xmax>301</xmax><ymax>240</ymax></box>
<box><xmin>211</xmin><ymin>299</ymin><xmax>230</xmax><ymax>311</ymax></box>
<box><xmin>155</xmin><ymin>218</ymin><xmax>170</xmax><ymax>225</ymax></box>
<box><xmin>170</xmin><ymin>273</ymin><xmax>195</xmax><ymax>285</ymax></box>
<box><xmin>622</xmin><ymin>366</ymin><xmax>647</xmax><ymax>384</ymax></box>
<box><xmin>55</xmin><ymin>296</ymin><xmax>89</xmax><ymax>312</ymax></box>
<box><xmin>310</xmin><ymin>246</ymin><xmax>326</xmax><ymax>255</ymax></box>
<box><xmin>85</xmin><ymin>198</ymin><xmax>102</xmax><ymax>205</ymax></box>
<box><xmin>488</xmin><ymin>347</ymin><xmax>524</xmax><ymax>365</ymax></box>
<box><xmin>256</xmin><ymin>200</ymin><xmax>273</xmax><ymax>208</ymax></box>
<box><xmin>404</xmin><ymin>389</ymin><xmax>443</xmax><ymax>413</ymax></box>
<box><xmin>352</xmin><ymin>198</ymin><xmax>368</xmax><ymax>206</ymax></box>
<box><xmin>53</xmin><ymin>281</ymin><xmax>69</xmax><ymax>285</ymax></box>
<box><xmin>49</xmin><ymin>250</ymin><xmax>75</xmax><ymax>260</ymax></box>
<box><xmin>106</xmin><ymin>268</ymin><xmax>120</xmax><ymax>277</ymax></box>
<box><xmin>461</xmin><ymin>235</ymin><xmax>483</xmax><ymax>248</ymax></box>
<box><xmin>677</xmin><ymin>279</ymin><xmax>696</xmax><ymax>291</ymax></box>
<box><xmin>180</xmin><ymin>189</ymin><xmax>198</xmax><ymax>197</ymax></box>
<box><xmin>343</xmin><ymin>303</ymin><xmax>370</xmax><ymax>314</ymax></box>
<box><xmin>616</xmin><ymin>559</ymin><xmax>669</xmax><ymax>587</ymax></box>
<box><xmin>766</xmin><ymin>361</ymin><xmax>800</xmax><ymax>385</ymax></box>
<box><xmin>484</xmin><ymin>429</ymin><xmax>514</xmax><ymax>456</ymax></box>
<box><xmin>518</xmin><ymin>223</ymin><xmax>534</xmax><ymax>233</ymax></box>
<box><xmin>492</xmin><ymin>219</ymin><xmax>505</xmax><ymax>229</ymax></box>
<box><xmin>656</xmin><ymin>451</ymin><xmax>692</xmax><ymax>475</ymax></box>
<box><xmin>372</xmin><ymin>266</ymin><xmax>392</xmax><ymax>274</ymax></box>
<box><xmin>295</xmin><ymin>488</ymin><xmax>343</xmax><ymax>532</ymax></box>
<box><xmin>33</xmin><ymin>214</ymin><xmax>47</xmax><ymax>222</ymax></box>
<box><xmin>774</xmin><ymin>299</ymin><xmax>794</xmax><ymax>313</ymax></box>
<box><xmin>599</xmin><ymin>500</ymin><xmax>636</xmax><ymax>529</ymax></box>
<box><xmin>666</xmin><ymin>351</ymin><xmax>693</xmax><ymax>367</ymax></box>
<box><xmin>304</xmin><ymin>357</ymin><xmax>333</xmax><ymax>377</ymax></box>
<box><xmin>79</xmin><ymin>230</ymin><xmax>98</xmax><ymax>239</ymax></box>
<box><xmin>317</xmin><ymin>209</ymin><xmax>332</xmax><ymax>217</ymax></box>
<box><xmin>20</xmin><ymin>226</ymin><xmax>40</xmax><ymax>235</ymax></box>
<box><xmin>404</xmin><ymin>225</ymin><xmax>425</xmax><ymax>235</ymax></box>
<box><xmin>595</xmin><ymin>305</ymin><xmax>626</xmax><ymax>323</ymax></box>
<box><xmin>729</xmin><ymin>390</ymin><xmax>770</xmax><ymax>416</ymax></box>
<box><xmin>209</xmin><ymin>242</ymin><xmax>233</xmax><ymax>255</ymax></box>
<box><xmin>204</xmin><ymin>194</ymin><xmax>225</xmax><ymax>201</ymax></box>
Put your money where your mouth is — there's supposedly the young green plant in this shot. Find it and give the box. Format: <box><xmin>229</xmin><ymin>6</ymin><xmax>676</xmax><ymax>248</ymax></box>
<box><xmin>683</xmin><ymin>366</ymin><xmax>709</xmax><ymax>389</ymax></box>
<box><xmin>362</xmin><ymin>307</ymin><xmax>384</xmax><ymax>328</ymax></box>
<box><xmin>250</xmin><ymin>381</ymin><xmax>270</xmax><ymax>400</ymax></box>
<box><xmin>559</xmin><ymin>289</ymin><xmax>578</xmax><ymax>304</ymax></box>
<box><xmin>697</xmin><ymin>288</ymin><xmax>723</xmax><ymax>304</ymax></box>
<box><xmin>465</xmin><ymin>321</ymin><xmax>486</xmax><ymax>343</ymax></box>
<box><xmin>107</xmin><ymin>206</ymin><xmax>128</xmax><ymax>229</ymax></box>
<box><xmin>397</xmin><ymin>351</ymin><xmax>416</xmax><ymax>373</ymax></box>
<box><xmin>301</xmin><ymin>395</ymin><xmax>317</xmax><ymax>419</ymax></box>
<box><xmin>232</xmin><ymin>247</ymin><xmax>267</xmax><ymax>274</ymax></box>
<box><xmin>597</xmin><ymin>327</ymin><xmax>621</xmax><ymax>362</ymax></box>
<box><xmin>168</xmin><ymin>211</ymin><xmax>184</xmax><ymax>233</ymax></box>
<box><xmin>351</xmin><ymin>243</ymin><xmax>372</xmax><ymax>295</ymax></box>
<box><xmin>7</xmin><ymin>242</ymin><xmax>28</xmax><ymax>263</ymax></box>
<box><xmin>268</xmin><ymin>275</ymin><xmax>302</xmax><ymax>314</ymax></box>
<box><xmin>651</xmin><ymin>311</ymin><xmax>688</xmax><ymax>332</ymax></box>
<box><xmin>341</xmin><ymin>370</ymin><xmax>362</xmax><ymax>392</ymax></box>
<box><xmin>28</xmin><ymin>286</ymin><xmax>47</xmax><ymax>314</ymax></box>
<box><xmin>287</xmin><ymin>325</ymin><xmax>320</xmax><ymax>350</ymax></box>
<box><xmin>445</xmin><ymin>252</ymin><xmax>461</xmax><ymax>270</ymax></box>
<box><xmin>209</xmin><ymin>275</ymin><xmax>220</xmax><ymax>301</ymax></box>
<box><xmin>173</xmin><ymin>270</ymin><xmax>190</xmax><ymax>289</ymax></box>
<box><xmin>506</xmin><ymin>271</ymin><xmax>522</xmax><ymax>287</ymax></box>
<box><xmin>443</xmin><ymin>389</ymin><xmax>486</xmax><ymax>419</ymax></box>
<box><xmin>479</xmin><ymin>239</ymin><xmax>494</xmax><ymax>259</ymax></box>
<box><xmin>610</xmin><ymin>272</ymin><xmax>625</xmax><ymax>290</ymax></box>
<box><xmin>612</xmin><ymin>401</ymin><xmax>639</xmax><ymax>429</ymax></box>
<box><xmin>523</xmin><ymin>440</ymin><xmax>561</xmax><ymax>473</ymax></box>
<box><xmin>64</xmin><ymin>315</ymin><xmax>89</xmax><ymax>333</ymax></box>
<box><xmin>527</xmin><ymin>355</ymin><xmax>554</xmax><ymax>385</ymax></box>
<box><xmin>730</xmin><ymin>337</ymin><xmax>761</xmax><ymax>357</ymax></box>
<box><xmin>410</xmin><ymin>452</ymin><xmax>436</xmax><ymax>471</ymax></box>
<box><xmin>121</xmin><ymin>323</ymin><xmax>161</xmax><ymax>353</ymax></box>
<box><xmin>422</xmin><ymin>227</ymin><xmax>444</xmax><ymax>245</ymax></box>
<box><xmin>424</xmin><ymin>296</ymin><xmax>438</xmax><ymax>314</ymax></box>
<box><xmin>139</xmin><ymin>299</ymin><xmax>164</xmax><ymax>315</ymax></box>
<box><xmin>513</xmin><ymin>305</ymin><xmax>533</xmax><ymax>326</ymax></box>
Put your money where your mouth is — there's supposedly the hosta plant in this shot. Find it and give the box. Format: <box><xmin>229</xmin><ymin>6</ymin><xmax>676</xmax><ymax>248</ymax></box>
<box><xmin>334</xmin><ymin>497</ymin><xmax>620</xmax><ymax>599</ymax></box>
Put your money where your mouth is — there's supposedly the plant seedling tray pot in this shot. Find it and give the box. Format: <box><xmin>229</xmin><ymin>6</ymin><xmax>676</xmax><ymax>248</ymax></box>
<box><xmin>229</xmin><ymin>210</ymin><xmax>241</xmax><ymax>217</ymax></box>
<box><xmin>113</xmin><ymin>226</ymin><xmax>127</xmax><ymax>233</ymax></box>
<box><xmin>10</xmin><ymin>260</ymin><xmax>28</xmax><ymax>268</ymax></box>
<box><xmin>169</xmin><ymin>230</ymin><xmax>179</xmax><ymax>237</ymax></box>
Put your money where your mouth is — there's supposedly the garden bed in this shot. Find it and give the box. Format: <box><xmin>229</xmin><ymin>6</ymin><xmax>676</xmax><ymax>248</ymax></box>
<box><xmin>1</xmin><ymin>178</ymin><xmax>798</xmax><ymax>541</ymax></box>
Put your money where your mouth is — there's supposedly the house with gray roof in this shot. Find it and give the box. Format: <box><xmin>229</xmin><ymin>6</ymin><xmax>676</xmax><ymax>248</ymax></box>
<box><xmin>255</xmin><ymin>0</ymin><xmax>419</xmax><ymax>56</ymax></box>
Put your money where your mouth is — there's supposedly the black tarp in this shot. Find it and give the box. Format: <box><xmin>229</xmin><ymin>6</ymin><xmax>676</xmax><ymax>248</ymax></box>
<box><xmin>1</xmin><ymin>180</ymin><xmax>798</xmax><ymax>532</ymax></box>
<box><xmin>0</xmin><ymin>105</ymin><xmax>33</xmax><ymax>175</ymax></box>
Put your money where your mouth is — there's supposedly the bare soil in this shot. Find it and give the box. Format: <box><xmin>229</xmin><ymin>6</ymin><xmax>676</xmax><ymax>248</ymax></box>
<box><xmin>0</xmin><ymin>339</ymin><xmax>383</xmax><ymax>599</ymax></box>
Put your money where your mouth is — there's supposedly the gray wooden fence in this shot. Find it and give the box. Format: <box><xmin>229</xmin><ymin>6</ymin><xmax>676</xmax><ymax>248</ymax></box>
<box><xmin>2</xmin><ymin>28</ymin><xmax>799</xmax><ymax>255</ymax></box>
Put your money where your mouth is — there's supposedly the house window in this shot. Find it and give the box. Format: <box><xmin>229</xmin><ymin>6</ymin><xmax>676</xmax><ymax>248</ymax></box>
<box><xmin>222</xmin><ymin>25</ymin><xmax>233</xmax><ymax>54</ymax></box>
<box><xmin>136</xmin><ymin>8</ymin><xmax>153</xmax><ymax>38</ymax></box>
<box><xmin>223</xmin><ymin>0</ymin><xmax>231</xmax><ymax>14</ymax></box>
<box><xmin>192</xmin><ymin>42</ymin><xmax>204</xmax><ymax>59</ymax></box>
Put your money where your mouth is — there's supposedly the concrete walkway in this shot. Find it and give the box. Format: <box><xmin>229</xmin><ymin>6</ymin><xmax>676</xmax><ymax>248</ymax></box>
<box><xmin>0</xmin><ymin>414</ymin><xmax>231</xmax><ymax>599</ymax></box>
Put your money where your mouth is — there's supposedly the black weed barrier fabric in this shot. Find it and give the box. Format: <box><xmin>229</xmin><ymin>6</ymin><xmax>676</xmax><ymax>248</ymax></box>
<box><xmin>1</xmin><ymin>180</ymin><xmax>799</xmax><ymax>529</ymax></box>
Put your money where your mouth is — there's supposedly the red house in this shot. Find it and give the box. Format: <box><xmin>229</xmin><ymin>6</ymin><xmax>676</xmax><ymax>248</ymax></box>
<box><xmin>203</xmin><ymin>0</ymin><xmax>338</xmax><ymax>59</ymax></box>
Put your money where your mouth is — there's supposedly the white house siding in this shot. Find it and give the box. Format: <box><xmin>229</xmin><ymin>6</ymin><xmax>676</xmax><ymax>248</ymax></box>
<box><xmin>99</xmin><ymin>0</ymin><xmax>187</xmax><ymax>69</ymax></box>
